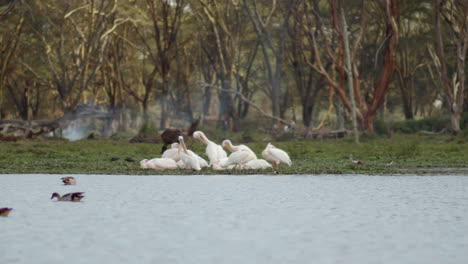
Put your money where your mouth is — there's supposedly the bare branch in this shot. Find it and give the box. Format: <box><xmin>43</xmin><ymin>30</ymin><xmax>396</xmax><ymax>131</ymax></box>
<box><xmin>197</xmin><ymin>81</ymin><xmax>295</xmax><ymax>126</ymax></box>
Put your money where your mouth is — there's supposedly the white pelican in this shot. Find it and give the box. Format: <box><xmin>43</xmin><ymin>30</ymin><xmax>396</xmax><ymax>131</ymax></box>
<box><xmin>224</xmin><ymin>149</ymin><xmax>257</xmax><ymax>169</ymax></box>
<box><xmin>178</xmin><ymin>136</ymin><xmax>201</xmax><ymax>171</ymax></box>
<box><xmin>193</xmin><ymin>131</ymin><xmax>227</xmax><ymax>165</ymax></box>
<box><xmin>262</xmin><ymin>143</ymin><xmax>292</xmax><ymax>169</ymax></box>
<box><xmin>222</xmin><ymin>139</ymin><xmax>257</xmax><ymax>168</ymax></box>
<box><xmin>241</xmin><ymin>159</ymin><xmax>273</xmax><ymax>170</ymax></box>
<box><xmin>140</xmin><ymin>159</ymin><xmax>149</xmax><ymax>169</ymax></box>
<box><xmin>222</xmin><ymin>139</ymin><xmax>255</xmax><ymax>153</ymax></box>
<box><xmin>212</xmin><ymin>158</ymin><xmax>235</xmax><ymax>170</ymax></box>
<box><xmin>146</xmin><ymin>158</ymin><xmax>179</xmax><ymax>170</ymax></box>
<box><xmin>162</xmin><ymin>143</ymin><xmax>181</xmax><ymax>161</ymax></box>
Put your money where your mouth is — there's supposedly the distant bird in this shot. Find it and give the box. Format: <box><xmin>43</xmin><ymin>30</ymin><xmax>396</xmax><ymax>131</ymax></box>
<box><xmin>0</xmin><ymin>208</ymin><xmax>13</xmax><ymax>217</ymax></box>
<box><xmin>212</xmin><ymin>158</ymin><xmax>234</xmax><ymax>170</ymax></box>
<box><xmin>161</xmin><ymin>119</ymin><xmax>199</xmax><ymax>153</ymax></box>
<box><xmin>110</xmin><ymin>157</ymin><xmax>119</xmax><ymax>162</ymax></box>
<box><xmin>140</xmin><ymin>159</ymin><xmax>149</xmax><ymax>169</ymax></box>
<box><xmin>222</xmin><ymin>140</ymin><xmax>257</xmax><ymax>168</ymax></box>
<box><xmin>193</xmin><ymin>131</ymin><xmax>227</xmax><ymax>166</ymax></box>
<box><xmin>178</xmin><ymin>136</ymin><xmax>201</xmax><ymax>171</ymax></box>
<box><xmin>386</xmin><ymin>160</ymin><xmax>394</xmax><ymax>166</ymax></box>
<box><xmin>61</xmin><ymin>177</ymin><xmax>76</xmax><ymax>185</ymax></box>
<box><xmin>223</xmin><ymin>149</ymin><xmax>257</xmax><ymax>169</ymax></box>
<box><xmin>261</xmin><ymin>143</ymin><xmax>292</xmax><ymax>169</ymax></box>
<box><xmin>124</xmin><ymin>157</ymin><xmax>135</xmax><ymax>162</ymax></box>
<box><xmin>349</xmin><ymin>155</ymin><xmax>364</xmax><ymax>165</ymax></box>
<box><xmin>222</xmin><ymin>139</ymin><xmax>256</xmax><ymax>153</ymax></box>
<box><xmin>161</xmin><ymin>143</ymin><xmax>181</xmax><ymax>162</ymax></box>
<box><xmin>51</xmin><ymin>192</ymin><xmax>85</xmax><ymax>202</ymax></box>
<box><xmin>241</xmin><ymin>159</ymin><xmax>273</xmax><ymax>170</ymax></box>
<box><xmin>145</xmin><ymin>158</ymin><xmax>179</xmax><ymax>170</ymax></box>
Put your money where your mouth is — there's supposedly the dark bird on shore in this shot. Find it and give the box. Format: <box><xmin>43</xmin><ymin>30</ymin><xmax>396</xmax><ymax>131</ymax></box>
<box><xmin>0</xmin><ymin>208</ymin><xmax>13</xmax><ymax>217</ymax></box>
<box><xmin>349</xmin><ymin>155</ymin><xmax>364</xmax><ymax>165</ymax></box>
<box><xmin>160</xmin><ymin>119</ymin><xmax>199</xmax><ymax>153</ymax></box>
<box><xmin>51</xmin><ymin>192</ymin><xmax>85</xmax><ymax>202</ymax></box>
<box><xmin>61</xmin><ymin>176</ymin><xmax>76</xmax><ymax>185</ymax></box>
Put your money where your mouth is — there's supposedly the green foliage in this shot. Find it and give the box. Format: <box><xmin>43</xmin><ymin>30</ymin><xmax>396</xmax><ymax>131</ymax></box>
<box><xmin>461</xmin><ymin>113</ymin><xmax>468</xmax><ymax>130</ymax></box>
<box><xmin>393</xmin><ymin>115</ymin><xmax>450</xmax><ymax>133</ymax></box>
<box><xmin>0</xmin><ymin>134</ymin><xmax>467</xmax><ymax>175</ymax></box>
<box><xmin>373</xmin><ymin>119</ymin><xmax>388</xmax><ymax>135</ymax></box>
<box><xmin>138</xmin><ymin>121</ymin><xmax>158</xmax><ymax>134</ymax></box>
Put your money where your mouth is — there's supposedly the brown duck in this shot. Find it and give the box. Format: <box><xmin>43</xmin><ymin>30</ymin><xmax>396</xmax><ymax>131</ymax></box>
<box><xmin>61</xmin><ymin>177</ymin><xmax>76</xmax><ymax>185</ymax></box>
<box><xmin>51</xmin><ymin>192</ymin><xmax>85</xmax><ymax>202</ymax></box>
<box><xmin>0</xmin><ymin>208</ymin><xmax>13</xmax><ymax>217</ymax></box>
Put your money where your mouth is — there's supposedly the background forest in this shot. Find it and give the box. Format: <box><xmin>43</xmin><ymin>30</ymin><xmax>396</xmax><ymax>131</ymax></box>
<box><xmin>0</xmin><ymin>0</ymin><xmax>467</xmax><ymax>141</ymax></box>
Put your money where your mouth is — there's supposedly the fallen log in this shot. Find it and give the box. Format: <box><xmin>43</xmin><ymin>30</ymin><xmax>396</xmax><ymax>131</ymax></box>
<box><xmin>305</xmin><ymin>130</ymin><xmax>350</xmax><ymax>139</ymax></box>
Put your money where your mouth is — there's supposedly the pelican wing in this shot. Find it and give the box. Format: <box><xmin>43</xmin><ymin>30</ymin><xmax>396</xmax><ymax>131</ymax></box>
<box><xmin>162</xmin><ymin>148</ymin><xmax>180</xmax><ymax>161</ymax></box>
<box><xmin>226</xmin><ymin>150</ymin><xmax>256</xmax><ymax>166</ymax></box>
<box><xmin>268</xmin><ymin>148</ymin><xmax>292</xmax><ymax>166</ymax></box>
<box><xmin>242</xmin><ymin>159</ymin><xmax>272</xmax><ymax>170</ymax></box>
<box><xmin>149</xmin><ymin>158</ymin><xmax>179</xmax><ymax>170</ymax></box>
<box><xmin>206</xmin><ymin>143</ymin><xmax>227</xmax><ymax>164</ymax></box>
<box><xmin>180</xmin><ymin>152</ymin><xmax>201</xmax><ymax>171</ymax></box>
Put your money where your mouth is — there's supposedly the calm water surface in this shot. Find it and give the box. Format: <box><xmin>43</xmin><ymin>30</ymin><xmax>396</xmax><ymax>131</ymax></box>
<box><xmin>1</xmin><ymin>174</ymin><xmax>467</xmax><ymax>264</ymax></box>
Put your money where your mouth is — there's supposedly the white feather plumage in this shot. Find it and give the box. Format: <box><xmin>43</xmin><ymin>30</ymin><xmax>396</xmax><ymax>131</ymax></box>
<box><xmin>262</xmin><ymin>143</ymin><xmax>292</xmax><ymax>169</ymax></box>
<box><xmin>194</xmin><ymin>131</ymin><xmax>227</xmax><ymax>165</ymax></box>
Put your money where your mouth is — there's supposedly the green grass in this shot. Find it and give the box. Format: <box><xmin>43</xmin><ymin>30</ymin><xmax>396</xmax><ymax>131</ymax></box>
<box><xmin>0</xmin><ymin>134</ymin><xmax>467</xmax><ymax>175</ymax></box>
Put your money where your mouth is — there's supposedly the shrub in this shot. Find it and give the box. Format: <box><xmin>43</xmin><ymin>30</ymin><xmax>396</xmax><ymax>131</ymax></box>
<box><xmin>393</xmin><ymin>115</ymin><xmax>450</xmax><ymax>133</ymax></box>
<box><xmin>373</xmin><ymin>119</ymin><xmax>388</xmax><ymax>135</ymax></box>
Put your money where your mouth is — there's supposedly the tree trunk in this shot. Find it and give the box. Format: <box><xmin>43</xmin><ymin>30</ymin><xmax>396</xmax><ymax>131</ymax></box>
<box><xmin>363</xmin><ymin>0</ymin><xmax>399</xmax><ymax>133</ymax></box>
<box><xmin>335</xmin><ymin>101</ymin><xmax>345</xmax><ymax>130</ymax></box>
<box><xmin>159</xmin><ymin>90</ymin><xmax>168</xmax><ymax>130</ymax></box>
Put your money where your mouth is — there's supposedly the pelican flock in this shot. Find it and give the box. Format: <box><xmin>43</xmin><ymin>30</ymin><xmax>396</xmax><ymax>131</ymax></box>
<box><xmin>139</xmin><ymin>131</ymin><xmax>292</xmax><ymax>172</ymax></box>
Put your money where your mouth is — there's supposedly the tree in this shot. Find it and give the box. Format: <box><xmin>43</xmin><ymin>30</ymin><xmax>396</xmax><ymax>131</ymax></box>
<box><xmin>433</xmin><ymin>0</ymin><xmax>468</xmax><ymax>134</ymax></box>
<box><xmin>288</xmin><ymin>2</ymin><xmax>324</xmax><ymax>127</ymax></box>
<box><xmin>35</xmin><ymin>0</ymin><xmax>118</xmax><ymax>117</ymax></box>
<box><xmin>302</xmin><ymin>0</ymin><xmax>398</xmax><ymax>133</ymax></box>
<box><xmin>133</xmin><ymin>0</ymin><xmax>188</xmax><ymax>129</ymax></box>
<box><xmin>243</xmin><ymin>0</ymin><xmax>297</xmax><ymax>119</ymax></box>
<box><xmin>0</xmin><ymin>5</ymin><xmax>23</xmax><ymax>118</ymax></box>
<box><xmin>194</xmin><ymin>0</ymin><xmax>249</xmax><ymax>130</ymax></box>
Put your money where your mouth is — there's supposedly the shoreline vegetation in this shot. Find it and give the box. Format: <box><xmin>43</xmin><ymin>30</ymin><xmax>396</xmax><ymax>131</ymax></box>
<box><xmin>0</xmin><ymin>133</ymin><xmax>467</xmax><ymax>175</ymax></box>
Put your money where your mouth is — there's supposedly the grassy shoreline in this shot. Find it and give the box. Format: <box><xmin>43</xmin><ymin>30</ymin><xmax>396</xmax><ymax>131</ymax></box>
<box><xmin>0</xmin><ymin>134</ymin><xmax>467</xmax><ymax>175</ymax></box>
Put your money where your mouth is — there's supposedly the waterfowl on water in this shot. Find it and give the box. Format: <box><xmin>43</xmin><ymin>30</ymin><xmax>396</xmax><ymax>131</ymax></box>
<box><xmin>349</xmin><ymin>155</ymin><xmax>363</xmax><ymax>165</ymax></box>
<box><xmin>193</xmin><ymin>131</ymin><xmax>227</xmax><ymax>166</ymax></box>
<box><xmin>51</xmin><ymin>192</ymin><xmax>85</xmax><ymax>202</ymax></box>
<box><xmin>261</xmin><ymin>143</ymin><xmax>292</xmax><ymax>169</ymax></box>
<box><xmin>61</xmin><ymin>176</ymin><xmax>76</xmax><ymax>185</ymax></box>
<box><xmin>0</xmin><ymin>208</ymin><xmax>12</xmax><ymax>217</ymax></box>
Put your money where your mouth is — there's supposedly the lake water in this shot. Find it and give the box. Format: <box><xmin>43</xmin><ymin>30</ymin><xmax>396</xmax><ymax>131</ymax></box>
<box><xmin>1</xmin><ymin>174</ymin><xmax>467</xmax><ymax>264</ymax></box>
